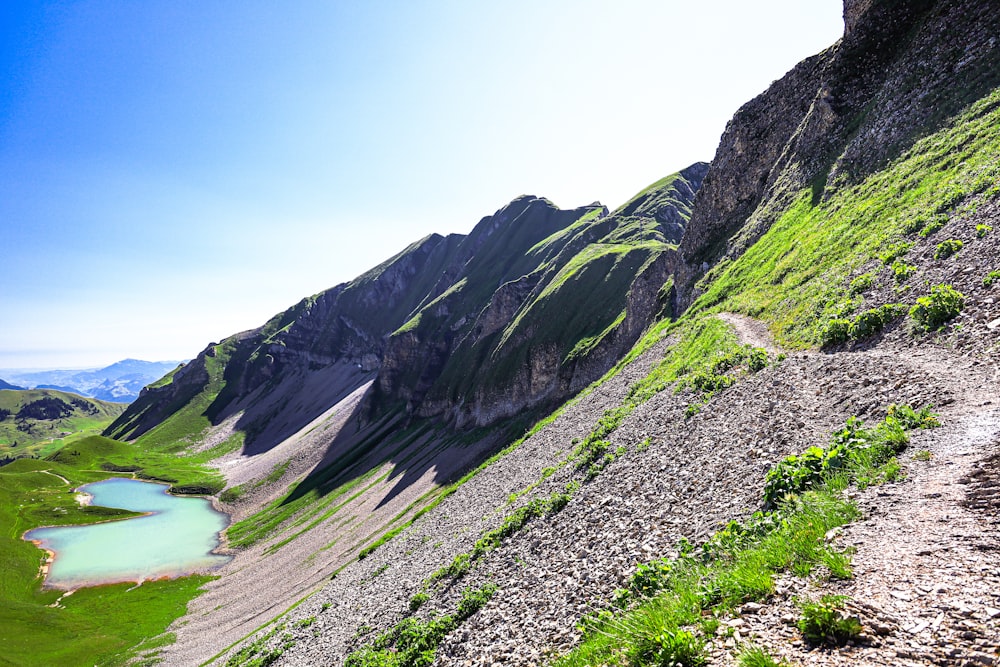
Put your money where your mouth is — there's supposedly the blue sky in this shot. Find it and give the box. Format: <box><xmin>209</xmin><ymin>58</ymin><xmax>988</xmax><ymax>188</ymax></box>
<box><xmin>0</xmin><ymin>1</ymin><xmax>843</xmax><ymax>370</ymax></box>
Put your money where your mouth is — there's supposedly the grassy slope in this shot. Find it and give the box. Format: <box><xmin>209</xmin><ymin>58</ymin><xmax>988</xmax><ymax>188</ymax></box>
<box><xmin>691</xmin><ymin>89</ymin><xmax>1000</xmax><ymax>346</ymax></box>
<box><xmin>426</xmin><ymin>171</ymin><xmax>704</xmax><ymax>405</ymax></box>
<box><xmin>0</xmin><ymin>435</ymin><xmax>224</xmax><ymax>666</ymax></box>
<box><xmin>0</xmin><ymin>390</ymin><xmax>127</xmax><ymax>459</ymax></box>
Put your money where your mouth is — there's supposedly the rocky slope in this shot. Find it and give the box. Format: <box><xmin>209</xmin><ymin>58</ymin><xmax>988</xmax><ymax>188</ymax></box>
<box><xmin>202</xmin><ymin>0</ymin><xmax>1000</xmax><ymax>665</ymax></box>
<box><xmin>109</xmin><ymin>165</ymin><xmax>706</xmax><ymax>454</ymax></box>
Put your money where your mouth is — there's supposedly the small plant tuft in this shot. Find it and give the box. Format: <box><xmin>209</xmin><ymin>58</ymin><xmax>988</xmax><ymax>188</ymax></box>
<box><xmin>797</xmin><ymin>595</ymin><xmax>862</xmax><ymax>646</ymax></box>
<box><xmin>984</xmin><ymin>270</ymin><xmax>1000</xmax><ymax>287</ymax></box>
<box><xmin>909</xmin><ymin>284</ymin><xmax>965</xmax><ymax>330</ymax></box>
<box><xmin>977</xmin><ymin>224</ymin><xmax>992</xmax><ymax>237</ymax></box>
<box><xmin>737</xmin><ymin>644</ymin><xmax>791</xmax><ymax>667</ymax></box>
<box><xmin>933</xmin><ymin>238</ymin><xmax>963</xmax><ymax>260</ymax></box>
<box><xmin>628</xmin><ymin>628</ymin><xmax>706</xmax><ymax>667</ymax></box>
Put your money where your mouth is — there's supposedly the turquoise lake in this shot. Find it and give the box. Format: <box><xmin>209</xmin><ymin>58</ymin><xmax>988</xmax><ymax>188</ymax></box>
<box><xmin>25</xmin><ymin>477</ymin><xmax>231</xmax><ymax>589</ymax></box>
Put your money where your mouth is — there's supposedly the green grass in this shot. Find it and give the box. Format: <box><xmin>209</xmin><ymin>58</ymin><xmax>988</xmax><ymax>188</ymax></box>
<box><xmin>555</xmin><ymin>407</ymin><xmax>925</xmax><ymax>666</ymax></box>
<box><xmin>0</xmin><ymin>389</ymin><xmax>127</xmax><ymax>459</ymax></box>
<box><xmin>689</xmin><ymin>88</ymin><xmax>1000</xmax><ymax>347</ymax></box>
<box><xmin>0</xmin><ymin>435</ymin><xmax>226</xmax><ymax>666</ymax></box>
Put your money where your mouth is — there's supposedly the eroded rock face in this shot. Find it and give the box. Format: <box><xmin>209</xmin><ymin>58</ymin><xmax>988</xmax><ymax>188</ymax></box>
<box><xmin>675</xmin><ymin>0</ymin><xmax>1000</xmax><ymax>309</ymax></box>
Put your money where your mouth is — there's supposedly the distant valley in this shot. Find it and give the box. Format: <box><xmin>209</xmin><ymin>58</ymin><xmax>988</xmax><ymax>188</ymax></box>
<box><xmin>0</xmin><ymin>358</ymin><xmax>183</xmax><ymax>404</ymax></box>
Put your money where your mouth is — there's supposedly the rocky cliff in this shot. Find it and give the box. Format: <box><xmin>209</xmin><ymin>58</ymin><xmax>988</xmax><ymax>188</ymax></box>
<box><xmin>676</xmin><ymin>0</ymin><xmax>1000</xmax><ymax>309</ymax></box>
<box><xmin>107</xmin><ymin>163</ymin><xmax>707</xmax><ymax>449</ymax></box>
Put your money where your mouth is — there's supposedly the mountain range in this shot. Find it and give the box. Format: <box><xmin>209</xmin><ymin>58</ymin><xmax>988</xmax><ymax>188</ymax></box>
<box><xmin>0</xmin><ymin>359</ymin><xmax>183</xmax><ymax>403</ymax></box>
<box><xmin>3</xmin><ymin>0</ymin><xmax>999</xmax><ymax>665</ymax></box>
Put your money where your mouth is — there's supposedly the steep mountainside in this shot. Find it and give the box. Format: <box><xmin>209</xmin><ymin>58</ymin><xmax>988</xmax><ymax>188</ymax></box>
<box><xmin>108</xmin><ymin>164</ymin><xmax>706</xmax><ymax>454</ymax></box>
<box><xmin>200</xmin><ymin>1</ymin><xmax>999</xmax><ymax>666</ymax></box>
<box><xmin>0</xmin><ymin>378</ymin><xmax>24</xmax><ymax>391</ymax></box>
<box><xmin>676</xmin><ymin>0</ymin><xmax>1000</xmax><ymax>311</ymax></box>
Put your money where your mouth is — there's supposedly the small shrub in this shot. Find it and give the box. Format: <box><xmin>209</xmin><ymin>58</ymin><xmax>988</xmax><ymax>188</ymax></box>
<box><xmin>984</xmin><ymin>270</ymin><xmax>1000</xmax><ymax>287</ymax></box>
<box><xmin>934</xmin><ymin>239</ymin><xmax>963</xmax><ymax>260</ymax></box>
<box><xmin>847</xmin><ymin>304</ymin><xmax>907</xmax><ymax>339</ymax></box>
<box><xmin>878</xmin><ymin>241</ymin><xmax>912</xmax><ymax>265</ymax></box>
<box><xmin>891</xmin><ymin>260</ymin><xmax>916</xmax><ymax>283</ymax></box>
<box><xmin>913</xmin><ymin>449</ymin><xmax>932</xmax><ymax>461</ymax></box>
<box><xmin>628</xmin><ymin>628</ymin><xmax>706</xmax><ymax>667</ymax></box>
<box><xmin>909</xmin><ymin>284</ymin><xmax>965</xmax><ymax>330</ymax></box>
<box><xmin>409</xmin><ymin>592</ymin><xmax>429</xmax><ymax>612</ymax></box>
<box><xmin>747</xmin><ymin>348</ymin><xmax>768</xmax><ymax>372</ymax></box>
<box><xmin>886</xmin><ymin>404</ymin><xmax>940</xmax><ymax>429</ymax></box>
<box><xmin>848</xmin><ymin>273</ymin><xmax>873</xmax><ymax>295</ymax></box>
<box><xmin>821</xmin><ymin>319</ymin><xmax>851</xmax><ymax>346</ymax></box>
<box><xmin>917</xmin><ymin>215</ymin><xmax>946</xmax><ymax>237</ymax></box>
<box><xmin>797</xmin><ymin>595</ymin><xmax>862</xmax><ymax>646</ymax></box>
<box><xmin>977</xmin><ymin>224</ymin><xmax>993</xmax><ymax>237</ymax></box>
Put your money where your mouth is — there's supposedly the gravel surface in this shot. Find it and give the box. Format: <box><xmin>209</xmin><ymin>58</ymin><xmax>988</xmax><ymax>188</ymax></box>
<box><xmin>209</xmin><ymin>309</ymin><xmax>998</xmax><ymax>666</ymax></box>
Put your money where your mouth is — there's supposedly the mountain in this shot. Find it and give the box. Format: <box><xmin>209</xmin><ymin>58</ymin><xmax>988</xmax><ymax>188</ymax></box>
<box><xmin>0</xmin><ymin>379</ymin><xmax>24</xmax><ymax>391</ymax></box>
<box><xmin>179</xmin><ymin>1</ymin><xmax>996</xmax><ymax>665</ymax></box>
<box><xmin>0</xmin><ymin>359</ymin><xmax>183</xmax><ymax>403</ymax></box>
<box><xmin>8</xmin><ymin>0</ymin><xmax>1000</xmax><ymax>665</ymax></box>
<box><xmin>107</xmin><ymin>164</ymin><xmax>707</xmax><ymax>451</ymax></box>
<box><xmin>0</xmin><ymin>389</ymin><xmax>128</xmax><ymax>458</ymax></box>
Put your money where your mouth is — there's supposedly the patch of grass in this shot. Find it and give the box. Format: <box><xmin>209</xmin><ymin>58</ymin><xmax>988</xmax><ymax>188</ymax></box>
<box><xmin>977</xmin><ymin>223</ymin><xmax>993</xmax><ymax>237</ymax></box>
<box><xmin>933</xmin><ymin>238</ymin><xmax>963</xmax><ymax>260</ymax></box>
<box><xmin>736</xmin><ymin>644</ymin><xmax>792</xmax><ymax>667</ymax></box>
<box><xmin>848</xmin><ymin>273</ymin><xmax>873</xmax><ymax>295</ymax></box>
<box><xmin>344</xmin><ymin>583</ymin><xmax>497</xmax><ymax>667</ymax></box>
<box><xmin>913</xmin><ymin>449</ymin><xmax>932</xmax><ymax>461</ymax></box>
<box><xmin>797</xmin><ymin>595</ymin><xmax>862</xmax><ymax>646</ymax></box>
<box><xmin>984</xmin><ymin>270</ymin><xmax>1000</xmax><ymax>287</ymax></box>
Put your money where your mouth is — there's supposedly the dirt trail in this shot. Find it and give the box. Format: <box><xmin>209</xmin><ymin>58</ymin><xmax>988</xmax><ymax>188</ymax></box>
<box><xmin>712</xmin><ymin>315</ymin><xmax>1000</xmax><ymax>666</ymax></box>
<box><xmin>716</xmin><ymin>312</ymin><xmax>790</xmax><ymax>355</ymax></box>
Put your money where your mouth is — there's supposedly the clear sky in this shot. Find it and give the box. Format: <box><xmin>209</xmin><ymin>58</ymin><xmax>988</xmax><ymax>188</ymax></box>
<box><xmin>0</xmin><ymin>1</ymin><xmax>843</xmax><ymax>370</ymax></box>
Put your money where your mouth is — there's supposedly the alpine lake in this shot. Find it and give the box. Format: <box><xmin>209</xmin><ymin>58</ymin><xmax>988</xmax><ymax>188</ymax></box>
<box><xmin>25</xmin><ymin>476</ymin><xmax>230</xmax><ymax>589</ymax></box>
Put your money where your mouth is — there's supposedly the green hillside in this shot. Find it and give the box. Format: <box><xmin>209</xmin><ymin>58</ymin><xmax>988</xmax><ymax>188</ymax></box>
<box><xmin>0</xmin><ymin>390</ymin><xmax>127</xmax><ymax>460</ymax></box>
<box><xmin>0</xmin><ymin>435</ymin><xmax>224</xmax><ymax>666</ymax></box>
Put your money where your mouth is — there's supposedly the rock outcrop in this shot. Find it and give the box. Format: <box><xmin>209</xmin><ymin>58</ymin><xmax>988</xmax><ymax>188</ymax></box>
<box><xmin>108</xmin><ymin>164</ymin><xmax>707</xmax><ymax>448</ymax></box>
<box><xmin>676</xmin><ymin>0</ymin><xmax>1000</xmax><ymax>309</ymax></box>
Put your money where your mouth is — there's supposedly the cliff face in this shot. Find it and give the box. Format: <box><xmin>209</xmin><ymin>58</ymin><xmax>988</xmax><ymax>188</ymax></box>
<box><xmin>676</xmin><ymin>0</ymin><xmax>1000</xmax><ymax>308</ymax></box>
<box><xmin>107</xmin><ymin>163</ymin><xmax>707</xmax><ymax>447</ymax></box>
<box><xmin>375</xmin><ymin>164</ymin><xmax>707</xmax><ymax>427</ymax></box>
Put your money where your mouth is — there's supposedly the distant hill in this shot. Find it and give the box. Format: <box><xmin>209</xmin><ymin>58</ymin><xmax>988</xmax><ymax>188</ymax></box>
<box><xmin>0</xmin><ymin>359</ymin><xmax>183</xmax><ymax>404</ymax></box>
<box><xmin>0</xmin><ymin>379</ymin><xmax>24</xmax><ymax>391</ymax></box>
<box><xmin>0</xmin><ymin>388</ymin><xmax>127</xmax><ymax>458</ymax></box>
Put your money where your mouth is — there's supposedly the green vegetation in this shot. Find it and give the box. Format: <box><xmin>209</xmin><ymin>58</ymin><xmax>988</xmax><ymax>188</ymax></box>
<box><xmin>688</xmin><ymin>88</ymin><xmax>1000</xmax><ymax>346</ymax></box>
<box><xmin>933</xmin><ymin>238</ymin><xmax>963</xmax><ymax>260</ymax></box>
<box><xmin>891</xmin><ymin>260</ymin><xmax>917</xmax><ymax>284</ymax></box>
<box><xmin>977</xmin><ymin>223</ymin><xmax>993</xmax><ymax>237</ymax></box>
<box><xmin>224</xmin><ymin>622</ymin><xmax>296</xmax><ymax>667</ymax></box>
<box><xmin>0</xmin><ymin>435</ymin><xmax>225</xmax><ymax>666</ymax></box>
<box><xmin>555</xmin><ymin>406</ymin><xmax>931</xmax><ymax>666</ymax></box>
<box><xmin>736</xmin><ymin>644</ymin><xmax>791</xmax><ymax>667</ymax></box>
<box><xmin>984</xmin><ymin>270</ymin><xmax>1000</xmax><ymax>287</ymax></box>
<box><xmin>0</xmin><ymin>389</ymin><xmax>127</xmax><ymax>459</ymax></box>
<box><xmin>909</xmin><ymin>284</ymin><xmax>965</xmax><ymax>331</ymax></box>
<box><xmin>344</xmin><ymin>583</ymin><xmax>497</xmax><ymax>667</ymax></box>
<box><xmin>797</xmin><ymin>595</ymin><xmax>862</xmax><ymax>646</ymax></box>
